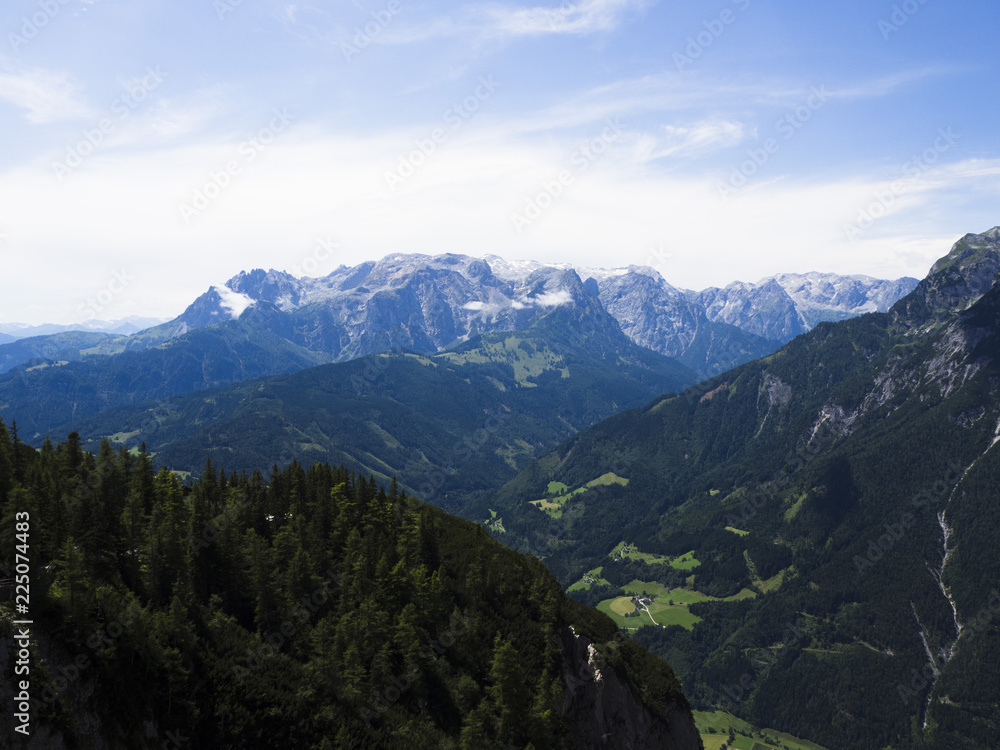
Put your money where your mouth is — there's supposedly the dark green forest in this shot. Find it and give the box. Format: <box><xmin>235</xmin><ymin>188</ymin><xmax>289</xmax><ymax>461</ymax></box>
<box><xmin>0</xmin><ymin>420</ymin><xmax>693</xmax><ymax>749</ymax></box>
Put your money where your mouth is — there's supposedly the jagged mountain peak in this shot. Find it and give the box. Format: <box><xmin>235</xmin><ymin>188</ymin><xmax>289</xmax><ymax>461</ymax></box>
<box><xmin>893</xmin><ymin>228</ymin><xmax>1000</xmax><ymax>327</ymax></box>
<box><xmin>226</xmin><ymin>268</ymin><xmax>303</xmax><ymax>310</ymax></box>
<box><xmin>929</xmin><ymin>228</ymin><xmax>1000</xmax><ymax>276</ymax></box>
<box><xmin>772</xmin><ymin>271</ymin><xmax>920</xmax><ymax>318</ymax></box>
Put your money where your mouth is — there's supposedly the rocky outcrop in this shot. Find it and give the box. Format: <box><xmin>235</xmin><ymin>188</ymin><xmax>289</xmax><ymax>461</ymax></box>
<box><xmin>892</xmin><ymin>228</ymin><xmax>1000</xmax><ymax>328</ymax></box>
<box><xmin>558</xmin><ymin>627</ymin><xmax>703</xmax><ymax>750</ymax></box>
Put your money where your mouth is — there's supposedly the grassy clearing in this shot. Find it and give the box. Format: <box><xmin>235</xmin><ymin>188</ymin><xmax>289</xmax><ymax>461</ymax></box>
<box><xmin>595</xmin><ymin>599</ymin><xmax>643</xmax><ymax>630</ymax></box>
<box><xmin>484</xmin><ymin>510</ymin><xmax>506</xmax><ymax>534</ymax></box>
<box><xmin>608</xmin><ymin>543</ymin><xmax>701</xmax><ymax>570</ymax></box>
<box><xmin>759</xmin><ymin>728</ymin><xmax>829</xmax><ymax>750</ymax></box>
<box><xmin>622</xmin><ymin>580</ymin><xmax>670</xmax><ymax>598</ymax></box>
<box><xmin>784</xmin><ymin>492</ymin><xmax>807</xmax><ymax>522</ymax></box>
<box><xmin>609</xmin><ymin>541</ymin><xmax>671</xmax><ymax>565</ymax></box>
<box><xmin>693</xmin><ymin>710</ymin><xmax>753</xmax><ymax>735</ymax></box>
<box><xmin>108</xmin><ymin>430</ymin><xmax>141</xmax><ymax>444</ymax></box>
<box><xmin>693</xmin><ymin>710</ymin><xmax>829</xmax><ymax>750</ymax></box>
<box><xmin>602</xmin><ymin>580</ymin><xmax>759</xmax><ymax>630</ymax></box>
<box><xmin>533</xmin><ymin>474</ymin><xmax>629</xmax><ymax>519</ymax></box>
<box><xmin>609</xmin><ymin>596</ymin><xmax>637</xmax><ymax>616</ymax></box>
<box><xmin>439</xmin><ymin>337</ymin><xmax>567</xmax><ymax>386</ymax></box>
<box><xmin>585</xmin><ymin>472</ymin><xmax>629</xmax><ymax>488</ymax></box>
<box><xmin>670</xmin><ymin>550</ymin><xmax>701</xmax><ymax>570</ymax></box>
<box><xmin>566</xmin><ymin>567</ymin><xmax>611</xmax><ymax>593</ymax></box>
<box><xmin>602</xmin><ymin>582</ymin><xmax>731</xmax><ymax>631</ymax></box>
<box><xmin>726</xmin><ymin>526</ymin><xmax>750</xmax><ymax>537</ymax></box>
<box><xmin>757</xmin><ymin>566</ymin><xmax>793</xmax><ymax>594</ymax></box>
<box><xmin>646</xmin><ymin>603</ymin><xmax>700</xmax><ymax>629</ymax></box>
<box><xmin>530</xmin><ymin>486</ymin><xmax>587</xmax><ymax>519</ymax></box>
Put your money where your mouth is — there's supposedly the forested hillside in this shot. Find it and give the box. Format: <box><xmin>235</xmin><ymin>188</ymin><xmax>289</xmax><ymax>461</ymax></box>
<box><xmin>0</xmin><ymin>424</ymin><xmax>700</xmax><ymax>749</ymax></box>
<box><xmin>35</xmin><ymin>302</ymin><xmax>696</xmax><ymax>511</ymax></box>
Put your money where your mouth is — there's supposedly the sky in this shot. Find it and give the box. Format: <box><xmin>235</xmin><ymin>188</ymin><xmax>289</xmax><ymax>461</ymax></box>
<box><xmin>0</xmin><ymin>0</ymin><xmax>997</xmax><ymax>324</ymax></box>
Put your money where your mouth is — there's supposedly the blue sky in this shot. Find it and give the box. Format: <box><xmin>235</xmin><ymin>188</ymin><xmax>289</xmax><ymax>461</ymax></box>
<box><xmin>0</xmin><ymin>0</ymin><xmax>997</xmax><ymax>323</ymax></box>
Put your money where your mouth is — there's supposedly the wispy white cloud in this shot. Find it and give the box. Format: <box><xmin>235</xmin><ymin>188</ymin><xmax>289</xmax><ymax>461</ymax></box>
<box><xmin>483</xmin><ymin>0</ymin><xmax>645</xmax><ymax>36</ymax></box>
<box><xmin>140</xmin><ymin>86</ymin><xmax>232</xmax><ymax>141</ymax></box>
<box><xmin>633</xmin><ymin>120</ymin><xmax>747</xmax><ymax>162</ymax></box>
<box><xmin>827</xmin><ymin>66</ymin><xmax>961</xmax><ymax>100</ymax></box>
<box><xmin>0</xmin><ymin>68</ymin><xmax>91</xmax><ymax>123</ymax></box>
<box><xmin>356</xmin><ymin>0</ymin><xmax>646</xmax><ymax>46</ymax></box>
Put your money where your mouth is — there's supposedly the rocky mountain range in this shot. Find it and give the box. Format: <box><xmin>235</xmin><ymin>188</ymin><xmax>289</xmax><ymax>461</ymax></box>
<box><xmin>91</xmin><ymin>253</ymin><xmax>918</xmax><ymax>378</ymax></box>
<box><xmin>0</xmin><ymin>252</ymin><xmax>917</xmax><ymax>440</ymax></box>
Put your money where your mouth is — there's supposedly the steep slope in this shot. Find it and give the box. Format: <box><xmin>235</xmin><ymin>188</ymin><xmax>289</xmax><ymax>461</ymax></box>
<box><xmin>42</xmin><ymin>298</ymin><xmax>697</xmax><ymax>511</ymax></box>
<box><xmin>0</xmin><ymin>432</ymin><xmax>701</xmax><ymax>749</ymax></box>
<box><xmin>592</xmin><ymin>270</ymin><xmax>780</xmax><ymax>378</ymax></box>
<box><xmin>478</xmin><ymin>229</ymin><xmax>1000</xmax><ymax>749</ymax></box>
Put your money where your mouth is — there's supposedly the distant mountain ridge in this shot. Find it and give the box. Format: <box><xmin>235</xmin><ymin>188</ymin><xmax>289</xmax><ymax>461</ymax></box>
<box><xmin>0</xmin><ymin>250</ymin><xmax>918</xmax><ymax>440</ymax></box>
<box><xmin>0</xmin><ymin>316</ymin><xmax>167</xmax><ymax>339</ymax></box>
<box><xmin>142</xmin><ymin>253</ymin><xmax>918</xmax><ymax>377</ymax></box>
<box><xmin>0</xmin><ymin>253</ymin><xmax>917</xmax><ymax>381</ymax></box>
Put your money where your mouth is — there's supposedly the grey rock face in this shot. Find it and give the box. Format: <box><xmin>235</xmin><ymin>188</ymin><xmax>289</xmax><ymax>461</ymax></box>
<box><xmin>134</xmin><ymin>252</ymin><xmax>920</xmax><ymax>378</ymax></box>
<box><xmin>558</xmin><ymin>627</ymin><xmax>703</xmax><ymax>750</ymax></box>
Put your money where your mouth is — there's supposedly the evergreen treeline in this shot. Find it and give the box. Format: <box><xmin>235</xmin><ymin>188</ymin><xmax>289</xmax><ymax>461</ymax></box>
<box><xmin>0</xmin><ymin>420</ymin><xmax>690</xmax><ymax>749</ymax></box>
